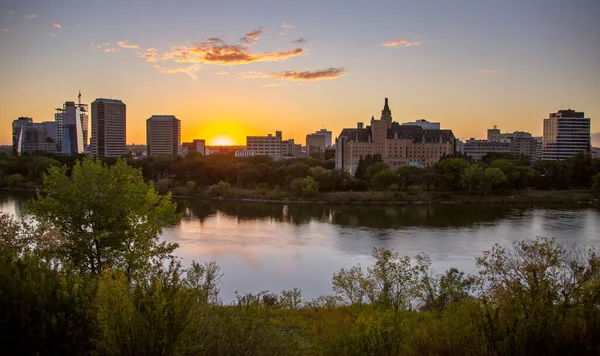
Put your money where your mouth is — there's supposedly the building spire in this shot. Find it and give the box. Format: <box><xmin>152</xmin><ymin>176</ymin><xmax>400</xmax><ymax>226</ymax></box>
<box><xmin>380</xmin><ymin>97</ymin><xmax>392</xmax><ymax>121</ymax></box>
<box><xmin>78</xmin><ymin>90</ymin><xmax>81</xmax><ymax>105</ymax></box>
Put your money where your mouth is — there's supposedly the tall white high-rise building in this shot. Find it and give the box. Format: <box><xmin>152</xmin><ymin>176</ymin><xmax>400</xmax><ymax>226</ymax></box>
<box><xmin>91</xmin><ymin>98</ymin><xmax>126</xmax><ymax>157</ymax></box>
<box><xmin>146</xmin><ymin>115</ymin><xmax>181</xmax><ymax>156</ymax></box>
<box><xmin>542</xmin><ymin>109</ymin><xmax>591</xmax><ymax>160</ymax></box>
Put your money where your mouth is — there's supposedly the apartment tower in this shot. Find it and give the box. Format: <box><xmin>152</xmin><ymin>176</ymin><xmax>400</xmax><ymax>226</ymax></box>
<box><xmin>542</xmin><ymin>109</ymin><xmax>591</xmax><ymax>160</ymax></box>
<box><xmin>146</xmin><ymin>115</ymin><xmax>181</xmax><ymax>156</ymax></box>
<box><xmin>91</xmin><ymin>98</ymin><xmax>126</xmax><ymax>157</ymax></box>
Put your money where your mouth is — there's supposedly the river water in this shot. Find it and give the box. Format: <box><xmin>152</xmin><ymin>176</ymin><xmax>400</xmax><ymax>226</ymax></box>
<box><xmin>2</xmin><ymin>192</ymin><xmax>599</xmax><ymax>302</ymax></box>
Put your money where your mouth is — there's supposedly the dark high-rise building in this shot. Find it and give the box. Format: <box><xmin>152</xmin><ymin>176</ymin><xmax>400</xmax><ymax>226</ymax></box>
<box><xmin>542</xmin><ymin>109</ymin><xmax>591</xmax><ymax>160</ymax></box>
<box><xmin>146</xmin><ymin>115</ymin><xmax>181</xmax><ymax>156</ymax></box>
<box><xmin>91</xmin><ymin>98</ymin><xmax>126</xmax><ymax>157</ymax></box>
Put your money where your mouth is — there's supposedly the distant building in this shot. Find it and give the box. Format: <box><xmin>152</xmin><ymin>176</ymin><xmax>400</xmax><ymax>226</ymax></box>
<box><xmin>91</xmin><ymin>98</ymin><xmax>126</xmax><ymax>157</ymax></box>
<box><xmin>481</xmin><ymin>126</ymin><xmax>540</xmax><ymax>162</ymax></box>
<box><xmin>55</xmin><ymin>96</ymin><xmax>88</xmax><ymax>155</ymax></box>
<box><xmin>306</xmin><ymin>131</ymin><xmax>329</xmax><ymax>156</ymax></box>
<box><xmin>542</xmin><ymin>109</ymin><xmax>591</xmax><ymax>160</ymax></box>
<box><xmin>282</xmin><ymin>138</ymin><xmax>302</xmax><ymax>156</ymax></box>
<box><xmin>12</xmin><ymin>117</ymin><xmax>58</xmax><ymax>155</ymax></box>
<box><xmin>246</xmin><ymin>131</ymin><xmax>283</xmax><ymax>157</ymax></box>
<box><xmin>235</xmin><ymin>150</ymin><xmax>256</xmax><ymax>157</ymax></box>
<box><xmin>146</xmin><ymin>115</ymin><xmax>181</xmax><ymax>156</ymax></box>
<box><xmin>401</xmin><ymin>119</ymin><xmax>441</xmax><ymax>130</ymax></box>
<box><xmin>336</xmin><ymin>98</ymin><xmax>456</xmax><ymax>173</ymax></box>
<box><xmin>463</xmin><ymin>139</ymin><xmax>511</xmax><ymax>161</ymax></box>
<box><xmin>182</xmin><ymin>139</ymin><xmax>206</xmax><ymax>155</ymax></box>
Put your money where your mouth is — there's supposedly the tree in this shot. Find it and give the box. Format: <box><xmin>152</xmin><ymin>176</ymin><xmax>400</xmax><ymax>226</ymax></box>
<box><xmin>592</xmin><ymin>172</ymin><xmax>600</xmax><ymax>197</ymax></box>
<box><xmin>290</xmin><ymin>176</ymin><xmax>319</xmax><ymax>197</ymax></box>
<box><xmin>28</xmin><ymin>157</ymin><xmax>180</xmax><ymax>279</ymax></box>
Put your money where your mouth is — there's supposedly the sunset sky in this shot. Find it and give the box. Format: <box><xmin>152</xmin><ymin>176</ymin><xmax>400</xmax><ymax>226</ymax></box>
<box><xmin>1</xmin><ymin>0</ymin><xmax>599</xmax><ymax>146</ymax></box>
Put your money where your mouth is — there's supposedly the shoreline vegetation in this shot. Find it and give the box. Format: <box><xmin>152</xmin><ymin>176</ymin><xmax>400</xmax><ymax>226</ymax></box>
<box><xmin>1</xmin><ymin>150</ymin><xmax>600</xmax><ymax>207</ymax></box>
<box><xmin>2</xmin><ymin>185</ymin><xmax>598</xmax><ymax>206</ymax></box>
<box><xmin>1</xmin><ymin>157</ymin><xmax>599</xmax><ymax>355</ymax></box>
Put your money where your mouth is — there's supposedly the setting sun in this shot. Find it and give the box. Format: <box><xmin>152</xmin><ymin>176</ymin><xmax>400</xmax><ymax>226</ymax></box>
<box><xmin>210</xmin><ymin>135</ymin><xmax>236</xmax><ymax>146</ymax></box>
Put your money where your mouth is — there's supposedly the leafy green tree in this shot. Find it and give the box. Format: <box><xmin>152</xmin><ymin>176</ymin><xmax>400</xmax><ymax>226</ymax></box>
<box><xmin>433</xmin><ymin>158</ymin><xmax>471</xmax><ymax>190</ymax></box>
<box><xmin>370</xmin><ymin>169</ymin><xmax>398</xmax><ymax>190</ymax></box>
<box><xmin>28</xmin><ymin>157</ymin><xmax>180</xmax><ymax>279</ymax></box>
<box><xmin>365</xmin><ymin>162</ymin><xmax>390</xmax><ymax>182</ymax></box>
<box><xmin>461</xmin><ymin>164</ymin><xmax>484</xmax><ymax>194</ymax></box>
<box><xmin>290</xmin><ymin>176</ymin><xmax>319</xmax><ymax>197</ymax></box>
<box><xmin>480</xmin><ymin>167</ymin><xmax>506</xmax><ymax>192</ymax></box>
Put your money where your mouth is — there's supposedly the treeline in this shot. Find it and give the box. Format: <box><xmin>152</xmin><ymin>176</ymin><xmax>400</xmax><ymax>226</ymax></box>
<box><xmin>1</xmin><ymin>158</ymin><xmax>599</xmax><ymax>355</ymax></box>
<box><xmin>1</xmin><ymin>151</ymin><xmax>600</xmax><ymax>197</ymax></box>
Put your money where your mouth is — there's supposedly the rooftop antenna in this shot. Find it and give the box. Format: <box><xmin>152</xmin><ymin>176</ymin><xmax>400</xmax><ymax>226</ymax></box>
<box><xmin>78</xmin><ymin>90</ymin><xmax>81</xmax><ymax>106</ymax></box>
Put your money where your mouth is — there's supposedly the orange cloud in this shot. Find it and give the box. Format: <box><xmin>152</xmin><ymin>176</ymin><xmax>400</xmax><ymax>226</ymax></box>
<box><xmin>381</xmin><ymin>39</ymin><xmax>421</xmax><ymax>47</ymax></box>
<box><xmin>137</xmin><ymin>30</ymin><xmax>304</xmax><ymax>65</ymax></box>
<box><xmin>24</xmin><ymin>14</ymin><xmax>37</xmax><ymax>19</ymax></box>
<box><xmin>118</xmin><ymin>40</ymin><xmax>139</xmax><ymax>49</ymax></box>
<box><xmin>240</xmin><ymin>29</ymin><xmax>262</xmax><ymax>45</ymax></box>
<box><xmin>53</xmin><ymin>23</ymin><xmax>61</xmax><ymax>28</ymax></box>
<box><xmin>104</xmin><ymin>48</ymin><xmax>117</xmax><ymax>53</ymax></box>
<box><xmin>243</xmin><ymin>67</ymin><xmax>345</xmax><ymax>81</ymax></box>
<box><xmin>473</xmin><ymin>69</ymin><xmax>503</xmax><ymax>74</ymax></box>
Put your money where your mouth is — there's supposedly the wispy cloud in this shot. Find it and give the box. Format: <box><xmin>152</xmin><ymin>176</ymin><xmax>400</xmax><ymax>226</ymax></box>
<box><xmin>292</xmin><ymin>37</ymin><xmax>306</xmax><ymax>43</ymax></box>
<box><xmin>7</xmin><ymin>11</ymin><xmax>15</xmax><ymax>15</ymax></box>
<box><xmin>156</xmin><ymin>64</ymin><xmax>202</xmax><ymax>80</ymax></box>
<box><xmin>214</xmin><ymin>71</ymin><xmax>230</xmax><ymax>75</ymax></box>
<box><xmin>118</xmin><ymin>40</ymin><xmax>139</xmax><ymax>49</ymax></box>
<box><xmin>240</xmin><ymin>29</ymin><xmax>262</xmax><ymax>45</ymax></box>
<box><xmin>24</xmin><ymin>14</ymin><xmax>36</xmax><ymax>19</ymax></box>
<box><xmin>104</xmin><ymin>48</ymin><xmax>117</xmax><ymax>53</ymax></box>
<box><xmin>48</xmin><ymin>32</ymin><xmax>55</xmax><ymax>36</ymax></box>
<box><xmin>261</xmin><ymin>83</ymin><xmax>282</xmax><ymax>87</ymax></box>
<box><xmin>381</xmin><ymin>39</ymin><xmax>421</xmax><ymax>47</ymax></box>
<box><xmin>278</xmin><ymin>22</ymin><xmax>294</xmax><ymax>35</ymax></box>
<box><xmin>243</xmin><ymin>67</ymin><xmax>345</xmax><ymax>81</ymax></box>
<box><xmin>1</xmin><ymin>28</ymin><xmax>8</xmax><ymax>32</ymax></box>
<box><xmin>53</xmin><ymin>23</ymin><xmax>61</xmax><ymax>29</ymax></box>
<box><xmin>473</xmin><ymin>69</ymin><xmax>503</xmax><ymax>75</ymax></box>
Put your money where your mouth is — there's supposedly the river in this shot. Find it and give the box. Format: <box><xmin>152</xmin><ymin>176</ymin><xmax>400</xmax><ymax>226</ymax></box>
<box><xmin>2</xmin><ymin>192</ymin><xmax>599</xmax><ymax>302</ymax></box>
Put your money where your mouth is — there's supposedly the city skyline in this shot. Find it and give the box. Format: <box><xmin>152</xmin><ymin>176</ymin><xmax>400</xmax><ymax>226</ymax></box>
<box><xmin>1</xmin><ymin>0</ymin><xmax>599</xmax><ymax>146</ymax></box>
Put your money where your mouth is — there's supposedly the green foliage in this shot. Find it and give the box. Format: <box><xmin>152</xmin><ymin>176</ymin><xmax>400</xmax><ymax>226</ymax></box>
<box><xmin>290</xmin><ymin>176</ymin><xmax>319</xmax><ymax>197</ymax></box>
<box><xmin>370</xmin><ymin>169</ymin><xmax>397</xmax><ymax>191</ymax></box>
<box><xmin>27</xmin><ymin>157</ymin><xmax>181</xmax><ymax>278</ymax></box>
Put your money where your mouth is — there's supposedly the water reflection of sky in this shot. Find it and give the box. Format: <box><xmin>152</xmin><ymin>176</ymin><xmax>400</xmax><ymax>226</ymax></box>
<box><xmin>161</xmin><ymin>204</ymin><xmax>600</xmax><ymax>302</ymax></box>
<box><xmin>2</xmin><ymin>194</ymin><xmax>600</xmax><ymax>303</ymax></box>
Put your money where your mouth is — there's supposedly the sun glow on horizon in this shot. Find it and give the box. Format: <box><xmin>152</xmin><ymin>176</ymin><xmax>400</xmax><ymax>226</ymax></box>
<box><xmin>209</xmin><ymin>135</ymin><xmax>236</xmax><ymax>146</ymax></box>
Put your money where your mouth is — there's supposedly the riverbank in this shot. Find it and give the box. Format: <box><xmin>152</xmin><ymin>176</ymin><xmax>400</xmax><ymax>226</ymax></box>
<box><xmin>3</xmin><ymin>185</ymin><xmax>597</xmax><ymax>206</ymax></box>
<box><xmin>190</xmin><ymin>187</ymin><xmax>597</xmax><ymax>206</ymax></box>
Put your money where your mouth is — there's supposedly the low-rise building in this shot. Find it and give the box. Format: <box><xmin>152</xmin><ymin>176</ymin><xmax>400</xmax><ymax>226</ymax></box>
<box><xmin>12</xmin><ymin>117</ymin><xmax>58</xmax><ymax>155</ymax></box>
<box><xmin>463</xmin><ymin>139</ymin><xmax>511</xmax><ymax>161</ymax></box>
<box><xmin>246</xmin><ymin>131</ymin><xmax>283</xmax><ymax>157</ymax></box>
